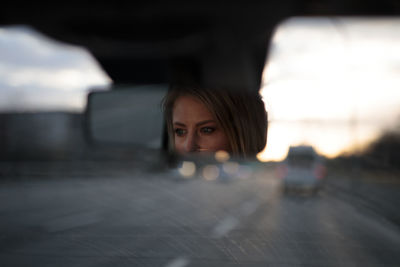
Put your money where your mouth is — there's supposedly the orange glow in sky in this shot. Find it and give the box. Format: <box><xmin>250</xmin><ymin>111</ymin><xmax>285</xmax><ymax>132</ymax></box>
<box><xmin>257</xmin><ymin>17</ymin><xmax>400</xmax><ymax>161</ymax></box>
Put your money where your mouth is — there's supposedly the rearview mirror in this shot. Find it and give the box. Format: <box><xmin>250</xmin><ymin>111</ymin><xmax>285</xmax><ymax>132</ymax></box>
<box><xmin>85</xmin><ymin>84</ymin><xmax>168</xmax><ymax>149</ymax></box>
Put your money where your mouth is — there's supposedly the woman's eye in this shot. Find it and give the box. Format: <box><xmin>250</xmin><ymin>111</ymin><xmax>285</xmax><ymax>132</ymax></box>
<box><xmin>201</xmin><ymin>127</ymin><xmax>215</xmax><ymax>134</ymax></box>
<box><xmin>174</xmin><ymin>128</ymin><xmax>186</xmax><ymax>137</ymax></box>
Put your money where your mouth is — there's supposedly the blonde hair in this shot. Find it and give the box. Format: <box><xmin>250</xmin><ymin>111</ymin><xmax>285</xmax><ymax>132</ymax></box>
<box><xmin>162</xmin><ymin>85</ymin><xmax>268</xmax><ymax>159</ymax></box>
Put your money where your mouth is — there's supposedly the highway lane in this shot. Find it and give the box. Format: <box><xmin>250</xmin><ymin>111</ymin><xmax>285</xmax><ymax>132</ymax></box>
<box><xmin>0</xmin><ymin>162</ymin><xmax>399</xmax><ymax>266</ymax></box>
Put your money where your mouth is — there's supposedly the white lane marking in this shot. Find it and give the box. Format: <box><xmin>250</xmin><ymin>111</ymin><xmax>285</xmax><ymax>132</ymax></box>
<box><xmin>211</xmin><ymin>199</ymin><xmax>261</xmax><ymax>238</ymax></box>
<box><xmin>164</xmin><ymin>256</ymin><xmax>190</xmax><ymax>267</ymax></box>
<box><xmin>212</xmin><ymin>216</ymin><xmax>240</xmax><ymax>238</ymax></box>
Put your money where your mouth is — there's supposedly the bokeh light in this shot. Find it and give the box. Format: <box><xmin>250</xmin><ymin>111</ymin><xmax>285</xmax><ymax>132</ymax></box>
<box><xmin>223</xmin><ymin>161</ymin><xmax>239</xmax><ymax>175</ymax></box>
<box><xmin>178</xmin><ymin>161</ymin><xmax>196</xmax><ymax>178</ymax></box>
<box><xmin>202</xmin><ymin>165</ymin><xmax>220</xmax><ymax>180</ymax></box>
<box><xmin>215</xmin><ymin>150</ymin><xmax>230</xmax><ymax>162</ymax></box>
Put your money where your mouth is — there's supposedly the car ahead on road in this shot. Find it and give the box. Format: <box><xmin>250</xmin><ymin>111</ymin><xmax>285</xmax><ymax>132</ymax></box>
<box><xmin>277</xmin><ymin>145</ymin><xmax>326</xmax><ymax>193</ymax></box>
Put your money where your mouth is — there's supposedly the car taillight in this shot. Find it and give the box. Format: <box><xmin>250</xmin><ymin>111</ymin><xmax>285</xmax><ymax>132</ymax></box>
<box><xmin>314</xmin><ymin>164</ymin><xmax>326</xmax><ymax>179</ymax></box>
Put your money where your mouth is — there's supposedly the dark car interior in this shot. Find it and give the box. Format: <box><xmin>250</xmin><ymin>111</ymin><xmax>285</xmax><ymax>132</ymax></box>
<box><xmin>1</xmin><ymin>1</ymin><xmax>400</xmax><ymax>266</ymax></box>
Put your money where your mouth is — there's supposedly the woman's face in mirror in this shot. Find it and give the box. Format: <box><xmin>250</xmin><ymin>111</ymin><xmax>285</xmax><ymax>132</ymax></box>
<box><xmin>172</xmin><ymin>95</ymin><xmax>231</xmax><ymax>154</ymax></box>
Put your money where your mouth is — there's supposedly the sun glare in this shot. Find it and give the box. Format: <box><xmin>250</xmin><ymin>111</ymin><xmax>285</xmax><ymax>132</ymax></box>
<box><xmin>257</xmin><ymin>17</ymin><xmax>400</xmax><ymax>162</ymax></box>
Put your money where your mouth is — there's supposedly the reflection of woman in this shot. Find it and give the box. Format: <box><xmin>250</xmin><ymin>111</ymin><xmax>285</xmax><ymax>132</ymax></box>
<box><xmin>162</xmin><ymin>85</ymin><xmax>268</xmax><ymax>159</ymax></box>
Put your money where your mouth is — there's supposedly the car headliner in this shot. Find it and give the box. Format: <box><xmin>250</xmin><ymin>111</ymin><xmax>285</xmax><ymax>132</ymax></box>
<box><xmin>2</xmin><ymin>0</ymin><xmax>399</xmax><ymax>90</ymax></box>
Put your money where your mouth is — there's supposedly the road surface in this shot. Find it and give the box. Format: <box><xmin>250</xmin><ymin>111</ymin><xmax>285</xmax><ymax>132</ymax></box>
<box><xmin>0</xmin><ymin>161</ymin><xmax>399</xmax><ymax>266</ymax></box>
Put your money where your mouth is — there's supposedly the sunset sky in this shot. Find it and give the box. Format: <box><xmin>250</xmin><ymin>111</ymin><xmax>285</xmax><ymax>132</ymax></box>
<box><xmin>257</xmin><ymin>17</ymin><xmax>400</xmax><ymax>161</ymax></box>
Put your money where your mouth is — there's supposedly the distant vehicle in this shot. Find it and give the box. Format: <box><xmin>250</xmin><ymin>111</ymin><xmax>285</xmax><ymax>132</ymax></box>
<box><xmin>2</xmin><ymin>3</ymin><xmax>400</xmax><ymax>266</ymax></box>
<box><xmin>277</xmin><ymin>145</ymin><xmax>326</xmax><ymax>193</ymax></box>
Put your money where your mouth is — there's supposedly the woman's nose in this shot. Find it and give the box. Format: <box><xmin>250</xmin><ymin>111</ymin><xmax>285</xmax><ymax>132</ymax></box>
<box><xmin>183</xmin><ymin>132</ymin><xmax>199</xmax><ymax>152</ymax></box>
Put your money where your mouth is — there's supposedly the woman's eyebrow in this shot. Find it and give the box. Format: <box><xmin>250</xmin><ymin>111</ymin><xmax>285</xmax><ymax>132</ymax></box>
<box><xmin>173</xmin><ymin>120</ymin><xmax>215</xmax><ymax>127</ymax></box>
<box><xmin>196</xmin><ymin>120</ymin><xmax>215</xmax><ymax>127</ymax></box>
<box><xmin>173</xmin><ymin>122</ymin><xmax>186</xmax><ymax>127</ymax></box>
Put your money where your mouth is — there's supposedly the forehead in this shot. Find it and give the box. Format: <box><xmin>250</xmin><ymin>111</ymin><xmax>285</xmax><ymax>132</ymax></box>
<box><xmin>172</xmin><ymin>95</ymin><xmax>214</xmax><ymax>122</ymax></box>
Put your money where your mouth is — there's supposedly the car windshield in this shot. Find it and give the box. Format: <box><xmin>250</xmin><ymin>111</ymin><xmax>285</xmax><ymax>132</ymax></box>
<box><xmin>287</xmin><ymin>153</ymin><xmax>315</xmax><ymax>167</ymax></box>
<box><xmin>1</xmin><ymin>15</ymin><xmax>400</xmax><ymax>267</ymax></box>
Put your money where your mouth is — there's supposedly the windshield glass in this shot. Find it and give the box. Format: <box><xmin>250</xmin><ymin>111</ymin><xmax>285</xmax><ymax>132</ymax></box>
<box><xmin>0</xmin><ymin>25</ymin><xmax>111</xmax><ymax>112</ymax></box>
<box><xmin>1</xmin><ymin>17</ymin><xmax>400</xmax><ymax>267</ymax></box>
